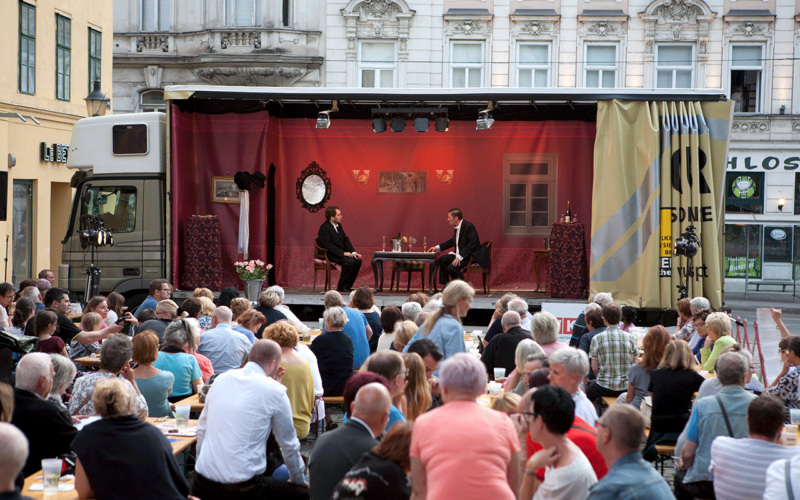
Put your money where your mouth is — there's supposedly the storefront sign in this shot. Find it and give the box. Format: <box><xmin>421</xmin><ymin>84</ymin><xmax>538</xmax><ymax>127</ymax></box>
<box><xmin>725</xmin><ymin>256</ymin><xmax>761</xmax><ymax>279</ymax></box>
<box><xmin>40</xmin><ymin>142</ymin><xmax>68</xmax><ymax>163</ymax></box>
<box><xmin>727</xmin><ymin>152</ymin><xmax>800</xmax><ymax>171</ymax></box>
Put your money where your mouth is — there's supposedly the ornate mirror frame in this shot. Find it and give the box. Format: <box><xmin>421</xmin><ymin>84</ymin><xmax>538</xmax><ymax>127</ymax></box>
<box><xmin>296</xmin><ymin>161</ymin><xmax>332</xmax><ymax>213</ymax></box>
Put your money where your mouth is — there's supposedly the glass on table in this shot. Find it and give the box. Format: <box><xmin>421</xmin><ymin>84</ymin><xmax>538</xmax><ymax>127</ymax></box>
<box><xmin>175</xmin><ymin>405</ymin><xmax>191</xmax><ymax>431</ymax></box>
<box><xmin>42</xmin><ymin>458</ymin><xmax>62</xmax><ymax>495</ymax></box>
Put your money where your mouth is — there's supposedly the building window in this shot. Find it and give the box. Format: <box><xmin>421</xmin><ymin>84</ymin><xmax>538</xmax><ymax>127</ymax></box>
<box><xmin>584</xmin><ymin>44</ymin><xmax>617</xmax><ymax>88</ymax></box>
<box><xmin>503</xmin><ymin>153</ymin><xmax>558</xmax><ymax>237</ymax></box>
<box><xmin>764</xmin><ymin>226</ymin><xmax>793</xmax><ymax>264</ymax></box>
<box><xmin>724</xmin><ymin>224</ymin><xmax>761</xmax><ymax>278</ymax></box>
<box><xmin>450</xmin><ymin>41</ymin><xmax>484</xmax><ymax>88</ymax></box>
<box><xmin>88</xmin><ymin>29</ymin><xmax>101</xmax><ymax>92</ymax></box>
<box><xmin>359</xmin><ymin>42</ymin><xmax>396</xmax><ymax>88</ymax></box>
<box><xmin>19</xmin><ymin>1</ymin><xmax>35</xmax><ymax>95</ymax></box>
<box><xmin>656</xmin><ymin>44</ymin><xmax>693</xmax><ymax>89</ymax></box>
<box><xmin>56</xmin><ymin>15</ymin><xmax>71</xmax><ymax>101</ymax></box>
<box><xmin>282</xmin><ymin>0</ymin><xmax>291</xmax><ymax>27</ymax></box>
<box><xmin>224</xmin><ymin>0</ymin><xmax>261</xmax><ymax>27</ymax></box>
<box><xmin>517</xmin><ymin>43</ymin><xmax>550</xmax><ymax>87</ymax></box>
<box><xmin>730</xmin><ymin>45</ymin><xmax>763</xmax><ymax>113</ymax></box>
<box><xmin>726</xmin><ymin>172</ymin><xmax>764</xmax><ymax>214</ymax></box>
<box><xmin>141</xmin><ymin>0</ymin><xmax>170</xmax><ymax>31</ymax></box>
<box><xmin>140</xmin><ymin>90</ymin><xmax>166</xmax><ymax>112</ymax></box>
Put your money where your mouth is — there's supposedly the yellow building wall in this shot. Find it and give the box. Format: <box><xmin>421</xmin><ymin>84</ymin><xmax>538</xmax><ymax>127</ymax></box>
<box><xmin>0</xmin><ymin>0</ymin><xmax>113</xmax><ymax>285</ymax></box>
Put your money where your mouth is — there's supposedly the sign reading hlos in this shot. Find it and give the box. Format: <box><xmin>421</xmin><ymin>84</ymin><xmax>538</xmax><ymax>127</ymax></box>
<box><xmin>40</xmin><ymin>142</ymin><xmax>68</xmax><ymax>163</ymax></box>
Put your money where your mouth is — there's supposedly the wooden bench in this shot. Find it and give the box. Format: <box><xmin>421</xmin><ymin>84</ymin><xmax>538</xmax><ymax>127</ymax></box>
<box><xmin>323</xmin><ymin>396</ymin><xmax>345</xmax><ymax>405</ymax></box>
<box><xmin>654</xmin><ymin>444</ymin><xmax>677</xmax><ymax>475</ymax></box>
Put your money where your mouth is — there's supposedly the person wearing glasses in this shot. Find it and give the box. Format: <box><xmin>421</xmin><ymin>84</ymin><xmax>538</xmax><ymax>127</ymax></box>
<box><xmin>135</xmin><ymin>279</ymin><xmax>171</xmax><ymax>321</ymax></box>
<box><xmin>766</xmin><ymin>335</ymin><xmax>800</xmax><ymax>410</ymax></box>
<box><xmin>0</xmin><ymin>282</ymin><xmax>15</xmax><ymax>328</ymax></box>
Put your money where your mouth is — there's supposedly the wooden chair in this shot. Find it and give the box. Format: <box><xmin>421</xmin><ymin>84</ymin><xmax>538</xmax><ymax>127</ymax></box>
<box><xmin>313</xmin><ymin>238</ymin><xmax>340</xmax><ymax>292</ymax></box>
<box><xmin>390</xmin><ymin>261</ymin><xmax>425</xmax><ymax>292</ymax></box>
<box><xmin>464</xmin><ymin>241</ymin><xmax>492</xmax><ymax>294</ymax></box>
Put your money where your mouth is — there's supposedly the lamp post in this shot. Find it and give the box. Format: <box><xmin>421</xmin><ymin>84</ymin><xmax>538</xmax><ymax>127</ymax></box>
<box><xmin>84</xmin><ymin>80</ymin><xmax>110</xmax><ymax>117</ymax></box>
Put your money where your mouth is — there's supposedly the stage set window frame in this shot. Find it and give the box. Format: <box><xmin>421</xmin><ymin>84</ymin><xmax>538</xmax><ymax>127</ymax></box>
<box><xmin>502</xmin><ymin>153</ymin><xmax>558</xmax><ymax>237</ymax></box>
<box><xmin>141</xmin><ymin>0</ymin><xmax>171</xmax><ymax>31</ymax></box>
<box><xmin>729</xmin><ymin>44</ymin><xmax>764</xmax><ymax>113</ymax></box>
<box><xmin>725</xmin><ymin>171</ymin><xmax>764</xmax><ymax>214</ymax></box>
<box><xmin>516</xmin><ymin>42</ymin><xmax>551</xmax><ymax>88</ymax></box>
<box><xmin>583</xmin><ymin>43</ymin><xmax>618</xmax><ymax>88</ymax></box>
<box><xmin>56</xmin><ymin>14</ymin><xmax>71</xmax><ymax>102</ymax></box>
<box><xmin>88</xmin><ymin>28</ymin><xmax>101</xmax><ymax>93</ymax></box>
<box><xmin>655</xmin><ymin>44</ymin><xmax>694</xmax><ymax>89</ymax></box>
<box><xmin>358</xmin><ymin>41</ymin><xmax>396</xmax><ymax>88</ymax></box>
<box><xmin>450</xmin><ymin>41</ymin><xmax>485</xmax><ymax>88</ymax></box>
<box><xmin>19</xmin><ymin>1</ymin><xmax>36</xmax><ymax>95</ymax></box>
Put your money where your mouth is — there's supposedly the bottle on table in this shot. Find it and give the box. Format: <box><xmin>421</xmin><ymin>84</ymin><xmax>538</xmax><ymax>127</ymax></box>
<box><xmin>565</xmin><ymin>201</ymin><xmax>572</xmax><ymax>223</ymax></box>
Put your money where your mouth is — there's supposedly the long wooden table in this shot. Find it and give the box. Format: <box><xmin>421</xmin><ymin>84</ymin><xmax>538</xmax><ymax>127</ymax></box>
<box><xmin>170</xmin><ymin>393</ymin><xmax>204</xmax><ymax>413</ymax></box>
<box><xmin>73</xmin><ymin>356</ymin><xmax>101</xmax><ymax>368</ymax></box>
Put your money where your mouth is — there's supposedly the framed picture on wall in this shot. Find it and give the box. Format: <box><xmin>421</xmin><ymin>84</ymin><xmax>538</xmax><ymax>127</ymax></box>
<box><xmin>377</xmin><ymin>171</ymin><xmax>427</xmax><ymax>194</ymax></box>
<box><xmin>211</xmin><ymin>177</ymin><xmax>240</xmax><ymax>204</ymax></box>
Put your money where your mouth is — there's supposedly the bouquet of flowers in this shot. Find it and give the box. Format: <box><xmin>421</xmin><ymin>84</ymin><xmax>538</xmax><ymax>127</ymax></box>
<box><xmin>234</xmin><ymin>260</ymin><xmax>273</xmax><ymax>281</ymax></box>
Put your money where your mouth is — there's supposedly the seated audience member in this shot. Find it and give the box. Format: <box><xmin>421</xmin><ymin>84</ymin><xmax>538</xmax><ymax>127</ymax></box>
<box><xmin>263</xmin><ymin>322</ymin><xmax>314</xmax><ymax>439</ymax></box>
<box><xmin>570</xmin><ymin>293</ymin><xmax>613</xmax><ymax>348</ymax></box>
<box><xmin>37</xmin><ymin>287</ymin><xmax>123</xmax><ymax>346</ymax></box>
<box><xmin>764</xmin><ymin>454</ymin><xmax>800</xmax><ymax>500</ymax></box>
<box><xmin>12</xmin><ymin>353</ymin><xmax>77</xmax><ymax>477</ymax></box>
<box><xmin>136</xmin><ymin>308</ymin><xmax>158</xmax><ymax>324</ymax></box>
<box><xmin>197</xmin><ymin>306</ymin><xmax>252</xmax><ymax>374</ymax></box>
<box><xmin>192</xmin><ymin>340</ymin><xmax>308</xmax><ymax>500</ymax></box>
<box><xmin>509</xmin><ymin>298</ymin><xmax>532</xmax><ymax>332</ymax></box>
<box><xmin>673</xmin><ymin>298</ymin><xmax>694</xmax><ymax>340</ymax></box>
<box><xmin>156</xmin><ymin>320</ymin><xmax>203</xmax><ymax>402</ymax></box>
<box><xmin>229</xmin><ymin>297</ymin><xmax>256</xmax><ymax>344</ymax></box>
<box><xmin>309</xmin><ymin>383</ymin><xmax>392</xmax><ymax>500</ymax></box>
<box><xmin>406</xmin><ymin>293</ymin><xmax>428</xmax><ymax>307</ymax></box>
<box><xmin>83</xmin><ymin>295</ymin><xmax>111</xmax><ymax>327</ymax></box>
<box><xmin>310</xmin><ymin>306</ymin><xmax>354</xmax><ymax>398</ymax></box>
<box><xmin>528</xmin><ymin>368</ymin><xmax>551</xmax><ymax>389</ymax></box>
<box><xmin>0</xmin><ymin>423</ymin><xmax>32</xmax><ymax>499</ymax></box>
<box><xmin>392</xmin><ymin>320</ymin><xmax>417</xmax><ymax>353</ymax></box>
<box><xmin>675</xmin><ymin>352</ymin><xmax>757</xmax><ymax>500</ymax></box>
<box><xmin>193</xmin><ymin>287</ymin><xmax>213</xmax><ymax>301</ymax></box>
<box><xmin>531</xmin><ymin>311</ymin><xmax>568</xmax><ymax>356</ymax></box>
<box><xmin>215</xmin><ymin>286</ymin><xmax>239</xmax><ymax>308</ymax></box>
<box><xmin>548</xmin><ymin>348</ymin><xmax>598</xmax><ymax>426</ymax></box>
<box><xmin>0</xmin><ymin>383</ymin><xmax>11</xmax><ymax>422</ymax></box>
<box><xmin>519</xmin><ymin>385</ymin><xmax>597</xmax><ymax>500</ymax></box>
<box><xmin>410</xmin><ymin>354</ymin><xmax>522</xmax><ymax>500</ymax></box>
<box><xmin>362</xmin><ymin>351</ymin><xmax>408</xmax><ymax>429</ymax></box>
<box><xmin>691</xmin><ymin>308</ymin><xmax>712</xmax><ymax>363</ymax></box>
<box><xmin>401</xmin><ymin>302</ymin><xmax>421</xmax><ymax>323</ymax></box>
<box><xmin>643</xmin><ymin>339</ymin><xmax>704</xmax><ymax>461</ymax></box>
<box><xmin>766</xmin><ymin>335</ymin><xmax>800</xmax><ymax>409</ymax></box>
<box><xmin>481</xmin><ymin>311</ymin><xmax>533</xmax><ymax>378</ymax></box>
<box><xmin>588</xmin><ymin>405</ymin><xmax>673</xmax><ymax>500</ymax></box>
<box><xmin>32</xmin><ymin>310</ymin><xmax>67</xmax><ymax>356</ymax></box>
<box><xmin>578</xmin><ymin>308</ymin><xmax>606</xmax><ymax>355</ymax></box>
<box><xmin>586</xmin><ymin>303</ymin><xmax>637</xmax><ymax>401</ymax></box>
<box><xmin>16</xmin><ymin>290</ymin><xmax>39</xmax><ymax>332</ymax></box>
<box><xmin>137</xmin><ymin>299</ymin><xmax>184</xmax><ymax>342</ymax></box>
<box><xmin>620</xmin><ymin>325</ymin><xmax>670</xmax><ymax>409</ymax></box>
<box><xmin>290</xmin><ymin>329</ymin><xmax>325</xmax><ymax>433</ymax></box>
<box><xmin>352</xmin><ymin>286</ymin><xmax>382</xmax><ymax>352</ymax></box>
<box><xmin>491</xmin><ymin>392</ymin><xmax>522</xmax><ymax>416</ymax></box>
<box><xmin>483</xmin><ymin>293</ymin><xmax>519</xmax><ymax>346</ymax></box>
<box><xmin>197</xmin><ymin>297</ymin><xmax>215</xmax><ymax>330</ymax></box>
<box><xmin>178</xmin><ymin>317</ymin><xmax>213</xmax><ymax>383</ymax></box>
<box><xmin>323</xmin><ymin>290</ymin><xmax>371</xmax><ymax>368</ymax></box>
<box><xmin>70</xmin><ymin>312</ymin><xmax>104</xmax><ymax>360</ymax></box>
<box><xmin>104</xmin><ymin>291</ymin><xmax>125</xmax><ymax>326</ymax></box>
<box><xmin>331</xmin><ymin>423</ymin><xmax>413</xmax><ymax>500</ymax></box>
<box><xmin>20</xmin><ymin>285</ymin><xmax>43</xmax><ymax>318</ymax></box>
<box><xmin>620</xmin><ymin>306</ymin><xmax>636</xmax><ymax>333</ymax></box>
<box><xmin>237</xmin><ymin>309</ymin><xmax>268</xmax><ymax>343</ymax></box>
<box><xmin>710</xmin><ymin>394</ymin><xmax>800</xmax><ymax>500</ymax></box>
<box><xmin>134</xmin><ymin>279</ymin><xmax>170</xmax><ymax>321</ymax></box>
<box><xmin>255</xmin><ymin>291</ymin><xmax>289</xmax><ymax>338</ymax></box>
<box><xmin>267</xmin><ymin>285</ymin><xmax>311</xmax><ymax>337</ymax></box>
<box><xmin>701</xmin><ymin>311</ymin><xmax>738</xmax><ymax>372</ymax></box>
<box><xmin>503</xmin><ymin>339</ymin><xmax>545</xmax><ymax>393</ymax></box>
<box><xmin>686</xmin><ymin>297</ymin><xmax>711</xmax><ymax>352</ymax></box>
<box><xmin>69</xmin><ymin>334</ymin><xmax>149</xmax><ymax>420</ymax></box>
<box><xmin>47</xmin><ymin>353</ymin><xmax>76</xmax><ymax>418</ymax></box>
<box><xmin>377</xmin><ymin>306</ymin><xmax>403</xmax><ymax>351</ymax></box>
<box><xmin>406</xmin><ymin>338</ymin><xmax>444</xmax><ymax>409</ymax></box>
<box><xmin>72</xmin><ymin>377</ymin><xmax>190</xmax><ymax>500</ymax></box>
<box><xmin>0</xmin><ymin>282</ymin><xmax>13</xmax><ymax>328</ymax></box>
<box><xmin>402</xmin><ymin>352</ymin><xmax>431</xmax><ymax>422</ymax></box>
<box><xmin>132</xmin><ymin>331</ymin><xmax>174</xmax><ymax>417</ymax></box>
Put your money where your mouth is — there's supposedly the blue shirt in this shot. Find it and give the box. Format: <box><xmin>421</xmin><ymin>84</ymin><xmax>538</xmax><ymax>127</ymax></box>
<box><xmin>588</xmin><ymin>452</ymin><xmax>674</xmax><ymax>500</ymax></box>
<box><xmin>136</xmin><ymin>370</ymin><xmax>175</xmax><ymax>417</ymax></box>
<box><xmin>403</xmin><ymin>313</ymin><xmax>466</xmax><ymax>377</ymax></box>
<box><xmin>153</xmin><ymin>351</ymin><xmax>202</xmax><ymax>398</ymax></box>
<box><xmin>232</xmin><ymin>325</ymin><xmax>256</xmax><ymax>344</ymax></box>
<box><xmin>197</xmin><ymin>323</ymin><xmax>252</xmax><ymax>374</ymax></box>
<box><xmin>135</xmin><ymin>295</ymin><xmax>159</xmax><ymax>320</ymax></box>
<box><xmin>323</xmin><ymin>307</ymin><xmax>369</xmax><ymax>368</ymax></box>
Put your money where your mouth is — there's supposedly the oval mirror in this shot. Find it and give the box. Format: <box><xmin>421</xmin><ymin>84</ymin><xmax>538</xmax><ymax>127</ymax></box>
<box><xmin>302</xmin><ymin>175</ymin><xmax>326</xmax><ymax>205</ymax></box>
<box><xmin>295</xmin><ymin>162</ymin><xmax>331</xmax><ymax>213</ymax></box>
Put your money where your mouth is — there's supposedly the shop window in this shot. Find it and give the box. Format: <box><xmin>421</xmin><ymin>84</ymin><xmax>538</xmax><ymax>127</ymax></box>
<box><xmin>724</xmin><ymin>224</ymin><xmax>761</xmax><ymax>278</ymax></box>
<box><xmin>584</xmin><ymin>44</ymin><xmax>617</xmax><ymax>88</ymax></box>
<box><xmin>655</xmin><ymin>44</ymin><xmax>693</xmax><ymax>89</ymax></box>
<box><xmin>450</xmin><ymin>41</ymin><xmax>484</xmax><ymax>88</ymax></box>
<box><xmin>763</xmin><ymin>226</ymin><xmax>793</xmax><ymax>263</ymax></box>
<box><xmin>730</xmin><ymin>45</ymin><xmax>763</xmax><ymax>113</ymax></box>
<box><xmin>80</xmin><ymin>186</ymin><xmax>137</xmax><ymax>233</ymax></box>
<box><xmin>725</xmin><ymin>172</ymin><xmax>764</xmax><ymax>214</ymax></box>
<box><xmin>359</xmin><ymin>42</ymin><xmax>396</xmax><ymax>88</ymax></box>
<box><xmin>503</xmin><ymin>153</ymin><xmax>557</xmax><ymax>237</ymax></box>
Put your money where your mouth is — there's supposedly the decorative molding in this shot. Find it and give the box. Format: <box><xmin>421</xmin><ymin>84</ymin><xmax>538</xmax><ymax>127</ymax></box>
<box><xmin>520</xmin><ymin>21</ymin><xmax>553</xmax><ymax>36</ymax></box>
<box><xmin>792</xmin><ymin>122</ymin><xmax>800</xmax><ymax>132</ymax></box>
<box><xmin>731</xmin><ymin>22</ymin><xmax>765</xmax><ymax>37</ymax></box>
<box><xmin>341</xmin><ymin>0</ymin><xmax>414</xmax><ymax>22</ymax></box>
<box><xmin>731</xmin><ymin>120</ymin><xmax>769</xmax><ymax>133</ymax></box>
<box><xmin>220</xmin><ymin>32</ymin><xmax>261</xmax><ymax>49</ymax></box>
<box><xmin>341</xmin><ymin>0</ymin><xmax>415</xmax><ymax>55</ymax></box>
<box><xmin>657</xmin><ymin>0</ymin><xmax>697</xmax><ymax>24</ymax></box>
<box><xmin>352</xmin><ymin>170</ymin><xmax>370</xmax><ymax>184</ymax></box>
<box><xmin>436</xmin><ymin>170</ymin><xmax>454</xmax><ymax>184</ymax></box>
<box><xmin>578</xmin><ymin>19</ymin><xmax>627</xmax><ymax>38</ymax></box>
<box><xmin>587</xmin><ymin>21</ymin><xmax>615</xmax><ymax>36</ymax></box>
<box><xmin>193</xmin><ymin>66</ymin><xmax>308</xmax><ymax>86</ymax></box>
<box><xmin>136</xmin><ymin>35</ymin><xmax>168</xmax><ymax>52</ymax></box>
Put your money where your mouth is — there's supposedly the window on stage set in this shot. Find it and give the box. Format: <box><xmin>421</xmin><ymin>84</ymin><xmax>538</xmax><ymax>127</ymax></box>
<box><xmin>141</xmin><ymin>0</ymin><xmax>171</xmax><ymax>31</ymax></box>
<box><xmin>450</xmin><ymin>41</ymin><xmax>484</xmax><ymax>88</ymax></box>
<box><xmin>80</xmin><ymin>186</ymin><xmax>138</xmax><ymax>234</ymax></box>
<box><xmin>359</xmin><ymin>41</ymin><xmax>396</xmax><ymax>88</ymax></box>
<box><xmin>763</xmin><ymin>226</ymin><xmax>793</xmax><ymax>264</ymax></box>
<box><xmin>584</xmin><ymin>44</ymin><xmax>617</xmax><ymax>88</ymax></box>
<box><xmin>725</xmin><ymin>172</ymin><xmax>764</xmax><ymax>214</ymax></box>
<box><xmin>655</xmin><ymin>44</ymin><xmax>694</xmax><ymax>89</ymax></box>
<box><xmin>517</xmin><ymin>43</ymin><xmax>550</xmax><ymax>87</ymax></box>
<box><xmin>724</xmin><ymin>224</ymin><xmax>761</xmax><ymax>279</ymax></box>
<box><xmin>502</xmin><ymin>153</ymin><xmax>558</xmax><ymax>237</ymax></box>
<box><xmin>729</xmin><ymin>44</ymin><xmax>764</xmax><ymax>113</ymax></box>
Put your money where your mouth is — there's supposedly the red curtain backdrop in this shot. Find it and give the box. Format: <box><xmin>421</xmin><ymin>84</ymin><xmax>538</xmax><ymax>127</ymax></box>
<box><xmin>171</xmin><ymin>107</ymin><xmax>596</xmax><ymax>291</ymax></box>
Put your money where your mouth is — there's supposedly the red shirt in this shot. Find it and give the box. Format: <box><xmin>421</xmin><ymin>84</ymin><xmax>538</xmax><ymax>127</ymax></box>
<box><xmin>526</xmin><ymin>416</ymin><xmax>608</xmax><ymax>481</ymax></box>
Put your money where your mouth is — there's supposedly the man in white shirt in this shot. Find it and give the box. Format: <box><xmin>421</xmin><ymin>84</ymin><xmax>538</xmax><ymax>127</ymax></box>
<box><xmin>548</xmin><ymin>347</ymin><xmax>598</xmax><ymax>427</ymax></box>
<box><xmin>197</xmin><ymin>306</ymin><xmax>251</xmax><ymax>374</ymax></box>
<box><xmin>192</xmin><ymin>339</ymin><xmax>309</xmax><ymax>500</ymax></box>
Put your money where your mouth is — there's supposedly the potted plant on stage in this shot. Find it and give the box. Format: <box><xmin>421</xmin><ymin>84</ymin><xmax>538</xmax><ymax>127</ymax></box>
<box><xmin>235</xmin><ymin>260</ymin><xmax>273</xmax><ymax>301</ymax></box>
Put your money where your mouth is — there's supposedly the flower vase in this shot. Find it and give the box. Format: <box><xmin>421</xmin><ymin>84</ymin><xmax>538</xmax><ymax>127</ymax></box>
<box><xmin>244</xmin><ymin>279</ymin><xmax>265</xmax><ymax>301</ymax></box>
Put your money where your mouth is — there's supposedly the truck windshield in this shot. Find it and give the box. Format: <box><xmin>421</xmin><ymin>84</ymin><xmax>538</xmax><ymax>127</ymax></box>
<box><xmin>80</xmin><ymin>186</ymin><xmax>137</xmax><ymax>233</ymax></box>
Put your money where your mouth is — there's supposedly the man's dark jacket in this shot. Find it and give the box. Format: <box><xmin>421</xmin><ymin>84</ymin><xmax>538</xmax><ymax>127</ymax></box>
<box><xmin>437</xmin><ymin>220</ymin><xmax>490</xmax><ymax>267</ymax></box>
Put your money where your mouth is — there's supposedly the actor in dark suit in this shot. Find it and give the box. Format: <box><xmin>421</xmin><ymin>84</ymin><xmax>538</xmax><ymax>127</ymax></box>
<box><xmin>428</xmin><ymin>208</ymin><xmax>489</xmax><ymax>287</ymax></box>
<box><xmin>318</xmin><ymin>206</ymin><xmax>362</xmax><ymax>293</ymax></box>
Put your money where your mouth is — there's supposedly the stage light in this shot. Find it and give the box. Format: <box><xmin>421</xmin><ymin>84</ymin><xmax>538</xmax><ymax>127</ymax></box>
<box><xmin>391</xmin><ymin>117</ymin><xmax>405</xmax><ymax>132</ymax></box>
<box><xmin>414</xmin><ymin>118</ymin><xmax>429</xmax><ymax>132</ymax></box>
<box><xmin>373</xmin><ymin>117</ymin><xmax>386</xmax><ymax>133</ymax></box>
<box><xmin>316</xmin><ymin>113</ymin><xmax>331</xmax><ymax>129</ymax></box>
<box><xmin>476</xmin><ymin>110</ymin><xmax>494</xmax><ymax>130</ymax></box>
<box><xmin>435</xmin><ymin>117</ymin><xmax>449</xmax><ymax>132</ymax></box>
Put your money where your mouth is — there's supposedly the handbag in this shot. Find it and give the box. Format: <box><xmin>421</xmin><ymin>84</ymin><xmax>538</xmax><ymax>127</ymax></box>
<box><xmin>0</xmin><ymin>329</ymin><xmax>39</xmax><ymax>354</ymax></box>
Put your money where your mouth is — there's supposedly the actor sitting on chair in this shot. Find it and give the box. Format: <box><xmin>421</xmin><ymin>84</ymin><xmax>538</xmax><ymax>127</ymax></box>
<box><xmin>428</xmin><ymin>208</ymin><xmax>488</xmax><ymax>290</ymax></box>
<box><xmin>318</xmin><ymin>206</ymin><xmax>362</xmax><ymax>293</ymax></box>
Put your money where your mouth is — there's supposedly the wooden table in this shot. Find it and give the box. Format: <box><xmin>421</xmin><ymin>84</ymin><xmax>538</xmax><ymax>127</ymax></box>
<box><xmin>170</xmin><ymin>393</ymin><xmax>204</xmax><ymax>413</ymax></box>
<box><xmin>73</xmin><ymin>356</ymin><xmax>101</xmax><ymax>368</ymax></box>
<box><xmin>370</xmin><ymin>251</ymin><xmax>438</xmax><ymax>293</ymax></box>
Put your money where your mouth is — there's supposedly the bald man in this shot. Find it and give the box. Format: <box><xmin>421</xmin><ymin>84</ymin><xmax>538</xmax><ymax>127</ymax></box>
<box><xmin>192</xmin><ymin>339</ymin><xmax>308</xmax><ymax>500</ymax></box>
<box><xmin>196</xmin><ymin>306</ymin><xmax>252</xmax><ymax>374</ymax></box>
<box><xmin>309</xmin><ymin>383</ymin><xmax>391</xmax><ymax>500</ymax></box>
<box><xmin>0</xmin><ymin>423</ymin><xmax>32</xmax><ymax>499</ymax></box>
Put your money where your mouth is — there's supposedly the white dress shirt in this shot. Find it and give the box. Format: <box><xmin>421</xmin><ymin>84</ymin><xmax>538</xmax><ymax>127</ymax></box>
<box><xmin>436</xmin><ymin>221</ymin><xmax>463</xmax><ymax>260</ymax></box>
<box><xmin>196</xmin><ymin>362</ymin><xmax>305</xmax><ymax>484</ymax></box>
<box><xmin>275</xmin><ymin>304</ymin><xmax>310</xmax><ymax>335</ymax></box>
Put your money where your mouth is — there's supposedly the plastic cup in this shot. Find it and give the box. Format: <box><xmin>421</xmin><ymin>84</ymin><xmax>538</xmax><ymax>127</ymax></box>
<box><xmin>175</xmin><ymin>405</ymin><xmax>191</xmax><ymax>431</ymax></box>
<box><xmin>42</xmin><ymin>458</ymin><xmax>62</xmax><ymax>494</ymax></box>
<box><xmin>319</xmin><ymin>318</ymin><xmax>325</xmax><ymax>330</ymax></box>
<box><xmin>790</xmin><ymin>409</ymin><xmax>800</xmax><ymax>425</ymax></box>
<box><xmin>493</xmin><ymin>367</ymin><xmax>506</xmax><ymax>380</ymax></box>
<box><xmin>488</xmin><ymin>382</ymin><xmax>502</xmax><ymax>397</ymax></box>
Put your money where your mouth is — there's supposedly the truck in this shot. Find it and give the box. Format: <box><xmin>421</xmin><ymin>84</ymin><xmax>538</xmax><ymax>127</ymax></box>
<box><xmin>61</xmin><ymin>86</ymin><xmax>731</xmax><ymax>309</ymax></box>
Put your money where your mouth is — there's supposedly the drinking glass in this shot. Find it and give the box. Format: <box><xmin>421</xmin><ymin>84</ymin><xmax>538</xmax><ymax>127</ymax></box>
<box><xmin>175</xmin><ymin>405</ymin><xmax>191</xmax><ymax>431</ymax></box>
<box><xmin>42</xmin><ymin>459</ymin><xmax>62</xmax><ymax>495</ymax></box>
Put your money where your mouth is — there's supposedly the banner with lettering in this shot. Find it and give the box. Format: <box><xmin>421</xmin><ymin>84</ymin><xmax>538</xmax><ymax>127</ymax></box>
<box><xmin>589</xmin><ymin>100</ymin><xmax>733</xmax><ymax>309</ymax></box>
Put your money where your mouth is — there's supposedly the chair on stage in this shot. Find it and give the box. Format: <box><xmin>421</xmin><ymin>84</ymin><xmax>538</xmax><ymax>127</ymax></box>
<box><xmin>390</xmin><ymin>261</ymin><xmax>425</xmax><ymax>292</ymax></box>
<box><xmin>313</xmin><ymin>238</ymin><xmax>341</xmax><ymax>292</ymax></box>
<box><xmin>464</xmin><ymin>241</ymin><xmax>492</xmax><ymax>294</ymax></box>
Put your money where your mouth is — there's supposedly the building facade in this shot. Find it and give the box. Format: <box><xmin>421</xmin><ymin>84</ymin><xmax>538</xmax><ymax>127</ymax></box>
<box><xmin>0</xmin><ymin>1</ymin><xmax>113</xmax><ymax>285</ymax></box>
<box><xmin>112</xmin><ymin>0</ymin><xmax>325</xmax><ymax>113</ymax></box>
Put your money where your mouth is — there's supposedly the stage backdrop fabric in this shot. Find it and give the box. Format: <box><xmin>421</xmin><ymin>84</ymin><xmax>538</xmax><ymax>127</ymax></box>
<box><xmin>589</xmin><ymin>100</ymin><xmax>732</xmax><ymax>309</ymax></box>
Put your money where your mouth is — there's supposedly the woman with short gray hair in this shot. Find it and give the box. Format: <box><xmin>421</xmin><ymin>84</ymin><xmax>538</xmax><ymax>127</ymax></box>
<box><xmin>310</xmin><ymin>306</ymin><xmax>354</xmax><ymax>400</ymax></box>
<box><xmin>156</xmin><ymin>319</ymin><xmax>203</xmax><ymax>402</ymax></box>
<box><xmin>68</xmin><ymin>333</ymin><xmax>149</xmax><ymax>419</ymax></box>
<box><xmin>48</xmin><ymin>353</ymin><xmax>76</xmax><ymax>414</ymax></box>
<box><xmin>531</xmin><ymin>311</ymin><xmax>568</xmax><ymax>356</ymax></box>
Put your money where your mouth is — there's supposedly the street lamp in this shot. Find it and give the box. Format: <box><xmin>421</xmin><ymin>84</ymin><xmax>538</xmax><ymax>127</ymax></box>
<box><xmin>84</xmin><ymin>80</ymin><xmax>110</xmax><ymax>117</ymax></box>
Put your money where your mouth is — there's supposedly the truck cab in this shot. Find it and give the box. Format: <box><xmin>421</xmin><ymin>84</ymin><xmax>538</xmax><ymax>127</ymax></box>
<box><xmin>61</xmin><ymin>113</ymin><xmax>167</xmax><ymax>305</ymax></box>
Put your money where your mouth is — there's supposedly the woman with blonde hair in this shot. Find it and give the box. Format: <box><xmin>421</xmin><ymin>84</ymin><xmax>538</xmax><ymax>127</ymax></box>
<box><xmin>504</xmin><ymin>339</ymin><xmax>546</xmax><ymax>393</ymax></box>
<box><xmin>230</xmin><ymin>297</ymin><xmax>256</xmax><ymax>343</ymax></box>
<box><xmin>490</xmin><ymin>392</ymin><xmax>522</xmax><ymax>416</ymax></box>
<box><xmin>402</xmin><ymin>280</ymin><xmax>473</xmax><ymax>367</ymax></box>
<box><xmin>701</xmin><ymin>311</ymin><xmax>738</xmax><ymax>372</ymax></box>
<box><xmin>531</xmin><ymin>310</ymin><xmax>568</xmax><ymax>356</ymax></box>
<box><xmin>197</xmin><ymin>296</ymin><xmax>215</xmax><ymax>330</ymax></box>
<box><xmin>402</xmin><ymin>352</ymin><xmax>431</xmax><ymax>422</ymax></box>
<box><xmin>393</xmin><ymin>320</ymin><xmax>418</xmax><ymax>353</ymax></box>
<box><xmin>193</xmin><ymin>287</ymin><xmax>213</xmax><ymax>300</ymax></box>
